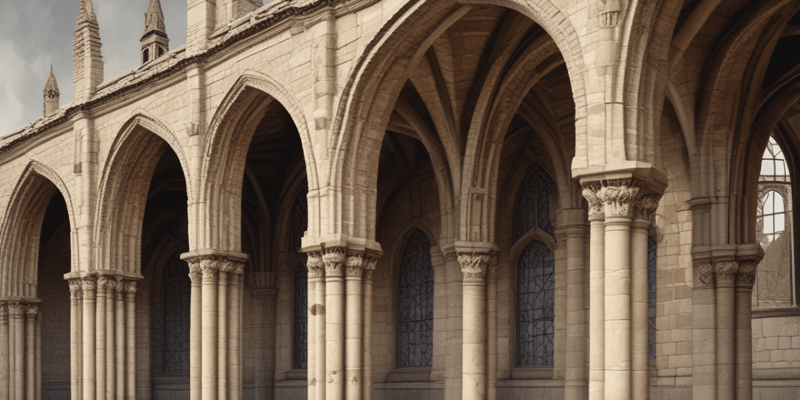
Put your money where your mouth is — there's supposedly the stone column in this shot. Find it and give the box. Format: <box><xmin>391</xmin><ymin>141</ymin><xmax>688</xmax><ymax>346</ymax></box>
<box><xmin>563</xmin><ymin>215</ymin><xmax>588</xmax><ymax>400</ymax></box>
<box><xmin>582</xmin><ymin>185</ymin><xmax>605</xmax><ymax>400</ymax></box>
<box><xmin>82</xmin><ymin>276</ymin><xmax>97</xmax><ymax>400</ymax></box>
<box><xmin>229</xmin><ymin>266</ymin><xmax>243</xmax><ymax>400</ymax></box>
<box><xmin>323</xmin><ymin>248</ymin><xmax>346</xmax><ymax>400</ymax></box>
<box><xmin>96</xmin><ymin>276</ymin><xmax>109</xmax><ymax>400</ymax></box>
<box><xmin>1</xmin><ymin>303</ymin><xmax>9</xmax><ymax>400</ymax></box>
<box><xmin>305</xmin><ymin>258</ymin><xmax>317</xmax><ymax>400</ymax></box>
<box><xmin>35</xmin><ymin>310</ymin><xmax>41</xmax><ymax>400</ymax></box>
<box><xmin>106</xmin><ymin>279</ymin><xmax>116</xmax><ymax>400</ymax></box>
<box><xmin>486</xmin><ymin>256</ymin><xmax>498</xmax><ymax>400</ymax></box>
<box><xmin>202</xmin><ymin>261</ymin><xmax>219</xmax><ymax>400</ymax></box>
<box><xmin>307</xmin><ymin>253</ymin><xmax>325</xmax><ymax>400</ymax></box>
<box><xmin>115</xmin><ymin>279</ymin><xmax>125</xmax><ymax>400</ymax></box>
<box><xmin>124</xmin><ymin>281</ymin><xmax>137</xmax><ymax>400</ymax></box>
<box><xmin>692</xmin><ymin>261</ymin><xmax>716</xmax><ymax>400</ymax></box>
<box><xmin>217</xmin><ymin>264</ymin><xmax>229</xmax><ymax>400</ymax></box>
<box><xmin>68</xmin><ymin>280</ymin><xmax>82</xmax><ymax>400</ymax></box>
<box><xmin>735</xmin><ymin>260</ymin><xmax>757</xmax><ymax>400</ymax></box>
<box><xmin>714</xmin><ymin>258</ymin><xmax>737</xmax><ymax>400</ymax></box>
<box><xmin>457</xmin><ymin>253</ymin><xmax>488</xmax><ymax>400</ymax></box>
<box><xmin>25</xmin><ymin>305</ymin><xmax>38</xmax><ymax>400</ymax></box>
<box><xmin>10</xmin><ymin>302</ymin><xmax>24</xmax><ymax>400</ymax></box>
<box><xmin>188</xmin><ymin>265</ymin><xmax>203</xmax><ymax>400</ymax></box>
<box><xmin>631</xmin><ymin>207</ymin><xmax>655</xmax><ymax>400</ymax></box>
<box><xmin>362</xmin><ymin>257</ymin><xmax>377</xmax><ymax>400</ymax></box>
<box><xmin>344</xmin><ymin>252</ymin><xmax>364</xmax><ymax>400</ymax></box>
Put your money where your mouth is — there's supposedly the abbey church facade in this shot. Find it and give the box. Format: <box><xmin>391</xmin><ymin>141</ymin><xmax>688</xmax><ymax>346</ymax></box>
<box><xmin>1</xmin><ymin>0</ymin><xmax>800</xmax><ymax>399</ymax></box>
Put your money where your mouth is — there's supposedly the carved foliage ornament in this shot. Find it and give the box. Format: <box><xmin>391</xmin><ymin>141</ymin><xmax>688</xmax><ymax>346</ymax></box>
<box><xmin>581</xmin><ymin>182</ymin><xmax>604</xmax><ymax>218</ymax></box>
<box><xmin>346</xmin><ymin>251</ymin><xmax>364</xmax><ymax>278</ymax></box>
<box><xmin>188</xmin><ymin>265</ymin><xmax>203</xmax><ymax>283</ymax></box>
<box><xmin>25</xmin><ymin>304</ymin><xmax>40</xmax><ymax>319</ymax></box>
<box><xmin>737</xmin><ymin>262</ymin><xmax>758</xmax><ymax>286</ymax></box>
<box><xmin>7</xmin><ymin>302</ymin><xmax>24</xmax><ymax>317</ymax></box>
<box><xmin>69</xmin><ymin>279</ymin><xmax>83</xmax><ymax>300</ymax></box>
<box><xmin>697</xmin><ymin>264</ymin><xmax>714</xmax><ymax>286</ymax></box>
<box><xmin>598</xmin><ymin>182</ymin><xmax>640</xmax><ymax>218</ymax></box>
<box><xmin>0</xmin><ymin>303</ymin><xmax>7</xmax><ymax>321</ymax></box>
<box><xmin>458</xmin><ymin>253</ymin><xmax>490</xmax><ymax>281</ymax></box>
<box><xmin>306</xmin><ymin>251</ymin><xmax>324</xmax><ymax>279</ymax></box>
<box><xmin>323</xmin><ymin>247</ymin><xmax>346</xmax><ymax>276</ymax></box>
<box><xmin>714</xmin><ymin>260</ymin><xmax>739</xmax><ymax>280</ymax></box>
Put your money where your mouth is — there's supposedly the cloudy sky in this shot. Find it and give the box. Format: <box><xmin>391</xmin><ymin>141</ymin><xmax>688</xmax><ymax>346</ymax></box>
<box><xmin>0</xmin><ymin>0</ymin><xmax>192</xmax><ymax>135</ymax></box>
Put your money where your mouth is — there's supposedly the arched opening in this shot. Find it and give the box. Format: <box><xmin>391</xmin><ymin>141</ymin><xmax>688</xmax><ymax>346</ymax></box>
<box><xmin>396</xmin><ymin>230</ymin><xmax>434</xmax><ymax>369</ymax></box>
<box><xmin>143</xmin><ymin>48</ymin><xmax>150</xmax><ymax>64</ymax></box>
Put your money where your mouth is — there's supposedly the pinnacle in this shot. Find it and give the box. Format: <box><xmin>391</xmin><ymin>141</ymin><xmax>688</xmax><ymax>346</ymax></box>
<box><xmin>143</xmin><ymin>0</ymin><xmax>166</xmax><ymax>35</ymax></box>
<box><xmin>44</xmin><ymin>65</ymin><xmax>60</xmax><ymax>95</ymax></box>
<box><xmin>77</xmin><ymin>0</ymin><xmax>97</xmax><ymax>23</ymax></box>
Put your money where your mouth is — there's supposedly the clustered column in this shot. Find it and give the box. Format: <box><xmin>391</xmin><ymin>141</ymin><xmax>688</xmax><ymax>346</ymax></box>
<box><xmin>581</xmin><ymin>178</ymin><xmax>662</xmax><ymax>400</ymax></box>
<box><xmin>0</xmin><ymin>300</ymin><xmax>41</xmax><ymax>400</ymax></box>
<box><xmin>305</xmin><ymin>246</ymin><xmax>380</xmax><ymax>400</ymax></box>
<box><xmin>67</xmin><ymin>273</ymin><xmax>140</xmax><ymax>400</ymax></box>
<box><xmin>180</xmin><ymin>251</ymin><xmax>247</xmax><ymax>400</ymax></box>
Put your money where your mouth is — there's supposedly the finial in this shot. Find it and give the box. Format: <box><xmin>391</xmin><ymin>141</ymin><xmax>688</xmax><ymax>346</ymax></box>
<box><xmin>77</xmin><ymin>0</ymin><xmax>97</xmax><ymax>23</ymax></box>
<box><xmin>143</xmin><ymin>0</ymin><xmax>166</xmax><ymax>35</ymax></box>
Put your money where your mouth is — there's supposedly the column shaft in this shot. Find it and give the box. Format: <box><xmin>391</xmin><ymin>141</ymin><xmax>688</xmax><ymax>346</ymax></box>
<box><xmin>344</xmin><ymin>268</ymin><xmax>362</xmax><ymax>400</ymax></box>
<box><xmin>692</xmin><ymin>264</ymin><xmax>716</xmax><ymax>400</ymax></box>
<box><xmin>217</xmin><ymin>270</ymin><xmax>228</xmax><ymax>400</ymax></box>
<box><xmin>306</xmin><ymin>268</ymin><xmax>317</xmax><ymax>400</ymax></box>
<box><xmin>603</xmin><ymin>217</ymin><xmax>632</xmax><ymax>400</ymax></box>
<box><xmin>735</xmin><ymin>265</ymin><xmax>755</xmax><ymax>400</ymax></box>
<box><xmin>459</xmin><ymin>254</ymin><xmax>488</xmax><ymax>400</ymax></box>
<box><xmin>202</xmin><ymin>265</ymin><xmax>219</xmax><ymax>400</ymax></box>
<box><xmin>362</xmin><ymin>268</ymin><xmax>374</xmax><ymax>400</ymax></box>
<box><xmin>714</xmin><ymin>261</ymin><xmax>737</xmax><ymax>400</ymax></box>
<box><xmin>26</xmin><ymin>306</ymin><xmax>37</xmax><ymax>400</ymax></box>
<box><xmin>82</xmin><ymin>279</ymin><xmax>97</xmax><ymax>400</ymax></box>
<box><xmin>229</xmin><ymin>273</ymin><xmax>242</xmax><ymax>400</ymax></box>
<box><xmin>124</xmin><ymin>282</ymin><xmax>137</xmax><ymax>400</ymax></box>
<box><xmin>315</xmin><ymin>276</ymin><xmax>326</xmax><ymax>400</ymax></box>
<box><xmin>96</xmin><ymin>278</ymin><xmax>107</xmax><ymax>400</ymax></box>
<box><xmin>1</xmin><ymin>303</ymin><xmax>9</xmax><ymax>400</ymax></box>
<box><xmin>325</xmin><ymin>265</ymin><xmax>344</xmax><ymax>400</ymax></box>
<box><xmin>263</xmin><ymin>289</ymin><xmax>276</xmax><ymax>400</ymax></box>
<box><xmin>106</xmin><ymin>283</ymin><xmax>115</xmax><ymax>400</ymax></box>
<box><xmin>566</xmin><ymin>229</ymin><xmax>587</xmax><ymax>400</ymax></box>
<box><xmin>189</xmin><ymin>267</ymin><xmax>202</xmax><ymax>400</ymax></box>
<box><xmin>116</xmin><ymin>287</ymin><xmax>125</xmax><ymax>400</ymax></box>
<box><xmin>486</xmin><ymin>261</ymin><xmax>498</xmax><ymax>400</ymax></box>
<box><xmin>630</xmin><ymin>220</ymin><xmax>650</xmax><ymax>400</ymax></box>
<box><xmin>35</xmin><ymin>313</ymin><xmax>41</xmax><ymax>400</ymax></box>
<box><xmin>588</xmin><ymin>217</ymin><xmax>605</xmax><ymax>400</ymax></box>
<box><xmin>13</xmin><ymin>304</ymin><xmax>25</xmax><ymax>400</ymax></box>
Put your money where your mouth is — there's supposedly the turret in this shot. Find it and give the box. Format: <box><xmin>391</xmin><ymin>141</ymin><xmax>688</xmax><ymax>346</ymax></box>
<box><xmin>43</xmin><ymin>66</ymin><xmax>60</xmax><ymax>116</ymax></box>
<box><xmin>141</xmin><ymin>0</ymin><xmax>169</xmax><ymax>64</ymax></box>
<box><xmin>73</xmin><ymin>0</ymin><xmax>104</xmax><ymax>102</ymax></box>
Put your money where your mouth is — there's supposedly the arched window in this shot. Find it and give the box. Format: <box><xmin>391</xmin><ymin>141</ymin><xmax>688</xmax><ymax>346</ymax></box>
<box><xmin>152</xmin><ymin>253</ymin><xmax>191</xmax><ymax>375</ymax></box>
<box><xmin>397</xmin><ymin>229</ymin><xmax>434</xmax><ymax>368</ymax></box>
<box><xmin>513</xmin><ymin>166</ymin><xmax>557</xmax><ymax>240</ymax></box>
<box><xmin>291</xmin><ymin>183</ymin><xmax>308</xmax><ymax>369</ymax></box>
<box><xmin>755</xmin><ymin>136</ymin><xmax>795</xmax><ymax>308</ymax></box>
<box><xmin>517</xmin><ymin>240</ymin><xmax>555</xmax><ymax>367</ymax></box>
<box><xmin>648</xmin><ymin>235</ymin><xmax>657</xmax><ymax>359</ymax></box>
<box><xmin>143</xmin><ymin>48</ymin><xmax>150</xmax><ymax>63</ymax></box>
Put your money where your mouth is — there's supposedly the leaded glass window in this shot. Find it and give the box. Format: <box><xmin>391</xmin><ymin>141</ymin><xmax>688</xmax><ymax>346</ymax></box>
<box><xmin>755</xmin><ymin>136</ymin><xmax>795</xmax><ymax>308</ymax></box>
<box><xmin>291</xmin><ymin>182</ymin><xmax>309</xmax><ymax>370</ymax></box>
<box><xmin>513</xmin><ymin>167</ymin><xmax>557</xmax><ymax>240</ymax></box>
<box><xmin>154</xmin><ymin>254</ymin><xmax>191</xmax><ymax>375</ymax></box>
<box><xmin>397</xmin><ymin>230</ymin><xmax>434</xmax><ymax>368</ymax></box>
<box><xmin>517</xmin><ymin>240</ymin><xmax>554</xmax><ymax>367</ymax></box>
<box><xmin>648</xmin><ymin>236</ymin><xmax>657</xmax><ymax>360</ymax></box>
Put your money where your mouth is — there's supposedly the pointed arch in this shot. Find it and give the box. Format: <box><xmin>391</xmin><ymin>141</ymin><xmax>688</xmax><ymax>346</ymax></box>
<box><xmin>94</xmin><ymin>113</ymin><xmax>190</xmax><ymax>274</ymax></box>
<box><xmin>198</xmin><ymin>73</ymin><xmax>317</xmax><ymax>251</ymax></box>
<box><xmin>326</xmin><ymin>0</ymin><xmax>586</xmax><ymax>243</ymax></box>
<box><xmin>0</xmin><ymin>161</ymin><xmax>77</xmax><ymax>297</ymax></box>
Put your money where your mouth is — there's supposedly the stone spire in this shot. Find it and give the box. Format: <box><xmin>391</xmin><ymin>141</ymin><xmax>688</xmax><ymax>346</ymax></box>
<box><xmin>43</xmin><ymin>66</ymin><xmax>60</xmax><ymax>116</ymax></box>
<box><xmin>143</xmin><ymin>0</ymin><xmax>166</xmax><ymax>35</ymax></box>
<box><xmin>73</xmin><ymin>0</ymin><xmax>103</xmax><ymax>101</ymax></box>
<box><xmin>141</xmin><ymin>0</ymin><xmax>169</xmax><ymax>64</ymax></box>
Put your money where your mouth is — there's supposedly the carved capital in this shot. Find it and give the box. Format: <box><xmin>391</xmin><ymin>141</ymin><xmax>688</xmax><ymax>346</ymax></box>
<box><xmin>188</xmin><ymin>265</ymin><xmax>203</xmax><ymax>284</ymax></box>
<box><xmin>25</xmin><ymin>304</ymin><xmax>40</xmax><ymax>319</ymax></box>
<box><xmin>457</xmin><ymin>253</ymin><xmax>490</xmax><ymax>282</ymax></box>
<box><xmin>201</xmin><ymin>259</ymin><xmax>219</xmax><ymax>282</ymax></box>
<box><xmin>7</xmin><ymin>302</ymin><xmax>24</xmax><ymax>318</ymax></box>
<box><xmin>581</xmin><ymin>182</ymin><xmax>604</xmax><ymax>220</ymax></box>
<box><xmin>696</xmin><ymin>264</ymin><xmax>714</xmax><ymax>286</ymax></box>
<box><xmin>737</xmin><ymin>261</ymin><xmax>758</xmax><ymax>286</ymax></box>
<box><xmin>97</xmin><ymin>276</ymin><xmax>113</xmax><ymax>294</ymax></box>
<box><xmin>632</xmin><ymin>191</ymin><xmax>660</xmax><ymax>222</ymax></box>
<box><xmin>81</xmin><ymin>276</ymin><xmax>97</xmax><ymax>299</ymax></box>
<box><xmin>345</xmin><ymin>251</ymin><xmax>364</xmax><ymax>278</ymax></box>
<box><xmin>714</xmin><ymin>259</ymin><xmax>739</xmax><ymax>280</ymax></box>
<box><xmin>123</xmin><ymin>281</ymin><xmax>138</xmax><ymax>296</ymax></box>
<box><xmin>363</xmin><ymin>256</ymin><xmax>379</xmax><ymax>281</ymax></box>
<box><xmin>68</xmin><ymin>279</ymin><xmax>83</xmax><ymax>300</ymax></box>
<box><xmin>323</xmin><ymin>247</ymin><xmax>346</xmax><ymax>277</ymax></box>
<box><xmin>597</xmin><ymin>181</ymin><xmax>640</xmax><ymax>218</ymax></box>
<box><xmin>306</xmin><ymin>252</ymin><xmax>325</xmax><ymax>279</ymax></box>
<box><xmin>0</xmin><ymin>303</ymin><xmax>7</xmax><ymax>321</ymax></box>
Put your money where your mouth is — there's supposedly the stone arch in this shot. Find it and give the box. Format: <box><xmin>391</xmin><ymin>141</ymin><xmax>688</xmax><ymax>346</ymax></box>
<box><xmin>328</xmin><ymin>0</ymin><xmax>586</xmax><ymax>243</ymax></box>
<box><xmin>94</xmin><ymin>113</ymin><xmax>191</xmax><ymax>274</ymax></box>
<box><xmin>199</xmin><ymin>73</ymin><xmax>317</xmax><ymax>252</ymax></box>
<box><xmin>0</xmin><ymin>161</ymin><xmax>77</xmax><ymax>297</ymax></box>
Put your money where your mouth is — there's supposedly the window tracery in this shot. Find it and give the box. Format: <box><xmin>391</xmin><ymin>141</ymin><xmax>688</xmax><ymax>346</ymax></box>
<box><xmin>513</xmin><ymin>167</ymin><xmax>557</xmax><ymax>240</ymax></box>
<box><xmin>648</xmin><ymin>235</ymin><xmax>657</xmax><ymax>360</ymax></box>
<box><xmin>397</xmin><ymin>229</ymin><xmax>434</xmax><ymax>368</ymax></box>
<box><xmin>291</xmin><ymin>182</ymin><xmax>309</xmax><ymax>370</ymax></box>
<box><xmin>516</xmin><ymin>240</ymin><xmax>554</xmax><ymax>367</ymax></box>
<box><xmin>153</xmin><ymin>253</ymin><xmax>191</xmax><ymax>375</ymax></box>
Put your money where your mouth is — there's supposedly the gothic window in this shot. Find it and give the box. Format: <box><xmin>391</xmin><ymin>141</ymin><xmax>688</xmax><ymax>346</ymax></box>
<box><xmin>755</xmin><ymin>136</ymin><xmax>795</xmax><ymax>308</ymax></box>
<box><xmin>514</xmin><ymin>166</ymin><xmax>557</xmax><ymax>240</ymax></box>
<box><xmin>397</xmin><ymin>230</ymin><xmax>434</xmax><ymax>368</ymax></box>
<box><xmin>648</xmin><ymin>235</ymin><xmax>657</xmax><ymax>359</ymax></box>
<box><xmin>158</xmin><ymin>47</ymin><xmax>164</xmax><ymax>57</ymax></box>
<box><xmin>517</xmin><ymin>240</ymin><xmax>555</xmax><ymax>367</ymax></box>
<box><xmin>291</xmin><ymin>182</ymin><xmax>309</xmax><ymax>370</ymax></box>
<box><xmin>143</xmin><ymin>49</ymin><xmax>150</xmax><ymax>63</ymax></box>
<box><xmin>153</xmin><ymin>254</ymin><xmax>191</xmax><ymax>375</ymax></box>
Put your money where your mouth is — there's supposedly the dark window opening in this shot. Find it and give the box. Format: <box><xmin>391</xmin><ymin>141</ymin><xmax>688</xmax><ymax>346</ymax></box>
<box><xmin>397</xmin><ymin>230</ymin><xmax>434</xmax><ymax>368</ymax></box>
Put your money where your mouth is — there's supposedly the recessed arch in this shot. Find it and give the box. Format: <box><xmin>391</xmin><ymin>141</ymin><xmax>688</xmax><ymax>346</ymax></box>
<box><xmin>94</xmin><ymin>114</ymin><xmax>191</xmax><ymax>274</ymax></box>
<box><xmin>199</xmin><ymin>73</ymin><xmax>317</xmax><ymax>251</ymax></box>
<box><xmin>0</xmin><ymin>161</ymin><xmax>77</xmax><ymax>297</ymax></box>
